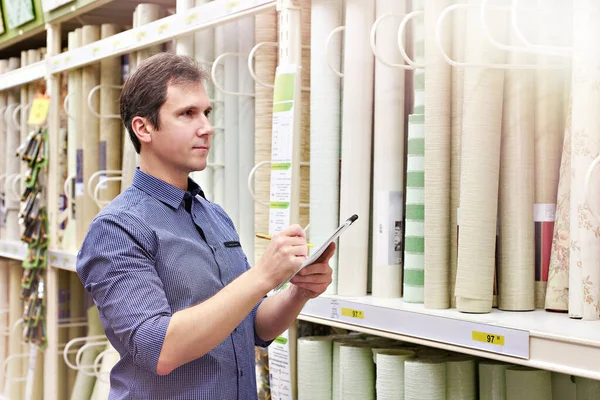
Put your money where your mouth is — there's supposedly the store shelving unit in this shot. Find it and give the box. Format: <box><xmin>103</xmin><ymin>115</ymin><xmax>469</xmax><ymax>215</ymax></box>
<box><xmin>1</xmin><ymin>1</ymin><xmax>599</xmax><ymax>399</ymax></box>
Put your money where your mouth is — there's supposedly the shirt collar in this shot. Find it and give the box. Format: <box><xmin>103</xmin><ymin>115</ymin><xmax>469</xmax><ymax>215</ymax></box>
<box><xmin>132</xmin><ymin>168</ymin><xmax>205</xmax><ymax>210</ymax></box>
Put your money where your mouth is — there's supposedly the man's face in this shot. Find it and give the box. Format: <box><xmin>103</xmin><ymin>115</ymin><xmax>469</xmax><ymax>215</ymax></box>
<box><xmin>150</xmin><ymin>81</ymin><xmax>214</xmax><ymax>174</ymax></box>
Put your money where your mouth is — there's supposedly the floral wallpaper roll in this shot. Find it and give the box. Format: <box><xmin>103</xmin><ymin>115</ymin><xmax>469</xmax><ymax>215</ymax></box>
<box><xmin>544</xmin><ymin>101</ymin><xmax>572</xmax><ymax>312</ymax></box>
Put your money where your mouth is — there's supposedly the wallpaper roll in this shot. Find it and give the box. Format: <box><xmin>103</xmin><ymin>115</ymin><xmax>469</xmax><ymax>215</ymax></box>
<box><xmin>297</xmin><ymin>336</ymin><xmax>333</xmax><ymax>400</ymax></box>
<box><xmin>90</xmin><ymin>343</ymin><xmax>119</xmax><ymax>400</ymax></box>
<box><xmin>135</xmin><ymin>4</ymin><xmax>164</xmax><ymax>64</ymax></box>
<box><xmin>339</xmin><ymin>344</ymin><xmax>375</xmax><ymax>400</ymax></box>
<box><xmin>337</xmin><ymin>0</ymin><xmax>375</xmax><ymax>296</ymax></box>
<box><xmin>333</xmin><ymin>339</ymin><xmax>365</xmax><ymax>400</ymax></box>
<box><xmin>569</xmin><ymin>1</ymin><xmax>600</xmax><ymax>320</ymax></box>
<box><xmin>551</xmin><ymin>372</ymin><xmax>576</xmax><ymax>400</ymax></box>
<box><xmin>478</xmin><ymin>361</ymin><xmax>507</xmax><ymax>400</ymax></box>
<box><xmin>534</xmin><ymin>0</ymin><xmax>566</xmax><ymax>309</ymax></box>
<box><xmin>310</xmin><ymin>0</ymin><xmax>342</xmax><ymax>295</ymax></box>
<box><xmin>81</xmin><ymin>25</ymin><xmax>101</xmax><ymax>234</ymax></box>
<box><xmin>237</xmin><ymin>16</ymin><xmax>256</xmax><ymax>263</ymax></box>
<box><xmin>423</xmin><ymin>0</ymin><xmax>452</xmax><ymax>310</ymax></box>
<box><xmin>4</xmin><ymin>57</ymin><xmax>21</xmax><ymax>242</ymax></box>
<box><xmin>505</xmin><ymin>366</ymin><xmax>552</xmax><ymax>400</ymax></box>
<box><xmin>70</xmin><ymin>306</ymin><xmax>106</xmax><ymax>400</ymax></box>
<box><xmin>371</xmin><ymin>0</ymin><xmax>406</xmax><ymax>299</ymax></box>
<box><xmin>455</xmin><ymin>0</ymin><xmax>506</xmax><ymax>313</ymax></box>
<box><xmin>373</xmin><ymin>349</ymin><xmax>415</xmax><ymax>400</ymax></box>
<box><xmin>445</xmin><ymin>356</ymin><xmax>477</xmax><ymax>400</ymax></box>
<box><xmin>0</xmin><ymin>60</ymin><xmax>7</xmax><ymax>242</ymax></box>
<box><xmin>0</xmin><ymin>258</ymin><xmax>8</xmax><ymax>393</ymax></box>
<box><xmin>253</xmin><ymin>10</ymin><xmax>277</xmax><ymax>400</ymax></box>
<box><xmin>5</xmin><ymin>261</ymin><xmax>23</xmax><ymax>399</ymax></box>
<box><xmin>300</xmin><ymin>0</ymin><xmax>312</xmax><ymax>244</ymax></box>
<box><xmin>253</xmin><ymin>10</ymin><xmax>277</xmax><ymax>266</ymax></box>
<box><xmin>405</xmin><ymin>358</ymin><xmax>446</xmax><ymax>400</ymax></box>
<box><xmin>575</xmin><ymin>376</ymin><xmax>600</xmax><ymax>399</ymax></box>
<box><xmin>99</xmin><ymin>24</ymin><xmax>123</xmax><ymax>203</ymax></box>
<box><xmin>498</xmin><ymin>41</ymin><xmax>535</xmax><ymax>312</ymax></box>
<box><xmin>545</xmin><ymin>101</ymin><xmax>572</xmax><ymax>312</ymax></box>
<box><xmin>69</xmin><ymin>29</ymin><xmax>85</xmax><ymax>250</ymax></box>
<box><xmin>412</xmin><ymin>0</ymin><xmax>425</xmax><ymax>114</ymax></box>
<box><xmin>122</xmin><ymin>4</ymin><xmax>164</xmax><ymax>192</ymax></box>
<box><xmin>212</xmin><ymin>25</ymin><xmax>226</xmax><ymax>207</ymax></box>
<box><xmin>175</xmin><ymin>0</ymin><xmax>195</xmax><ymax>56</ymax></box>
<box><xmin>221</xmin><ymin>21</ymin><xmax>240</xmax><ymax>232</ymax></box>
<box><xmin>68</xmin><ymin>271</ymin><xmax>86</xmax><ymax>396</ymax></box>
<box><xmin>192</xmin><ymin>0</ymin><xmax>214</xmax><ymax>201</ymax></box>
<box><xmin>404</xmin><ymin>114</ymin><xmax>425</xmax><ymax>303</ymax></box>
<box><xmin>19</xmin><ymin>52</ymin><xmax>28</xmax><ymax>209</ymax></box>
<box><xmin>450</xmin><ymin>0</ymin><xmax>466</xmax><ymax>308</ymax></box>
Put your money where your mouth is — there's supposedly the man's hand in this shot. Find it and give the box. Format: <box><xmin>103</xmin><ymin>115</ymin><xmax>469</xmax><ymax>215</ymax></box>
<box><xmin>255</xmin><ymin>224</ymin><xmax>308</xmax><ymax>290</ymax></box>
<box><xmin>289</xmin><ymin>242</ymin><xmax>335</xmax><ymax>299</ymax></box>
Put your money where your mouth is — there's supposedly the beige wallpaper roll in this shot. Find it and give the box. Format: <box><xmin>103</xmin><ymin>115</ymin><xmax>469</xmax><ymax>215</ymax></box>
<box><xmin>0</xmin><ymin>258</ymin><xmax>8</xmax><ymax>393</ymax></box>
<box><xmin>253</xmin><ymin>10</ymin><xmax>277</xmax><ymax>400</ymax></box>
<box><xmin>82</xmin><ymin>25</ymin><xmax>101</xmax><ymax>235</ymax></box>
<box><xmin>450</xmin><ymin>0</ymin><xmax>466</xmax><ymax>309</ymax></box>
<box><xmin>253</xmin><ymin>10</ymin><xmax>277</xmax><ymax>266</ymax></box>
<box><xmin>0</xmin><ymin>60</ymin><xmax>6</xmax><ymax>241</ymax></box>
<box><xmin>5</xmin><ymin>261</ymin><xmax>23</xmax><ymax>399</ymax></box>
<box><xmin>498</xmin><ymin>41</ymin><xmax>535</xmax><ymax>312</ymax></box>
<box><xmin>455</xmin><ymin>0</ymin><xmax>506</xmax><ymax>313</ymax></box>
<box><xmin>99</xmin><ymin>24</ymin><xmax>123</xmax><ymax>203</ymax></box>
<box><xmin>423</xmin><ymin>0</ymin><xmax>452</xmax><ymax>310</ymax></box>
<box><xmin>505</xmin><ymin>367</ymin><xmax>552</xmax><ymax>400</ymax></box>
<box><xmin>4</xmin><ymin>57</ymin><xmax>21</xmax><ymax>242</ymax></box>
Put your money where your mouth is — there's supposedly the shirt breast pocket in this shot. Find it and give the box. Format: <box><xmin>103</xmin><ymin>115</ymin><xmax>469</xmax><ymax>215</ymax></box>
<box><xmin>221</xmin><ymin>240</ymin><xmax>250</xmax><ymax>277</ymax></box>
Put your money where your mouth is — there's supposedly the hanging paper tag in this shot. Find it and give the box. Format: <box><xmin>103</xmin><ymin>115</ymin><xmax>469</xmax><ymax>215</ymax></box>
<box><xmin>28</xmin><ymin>95</ymin><xmax>51</xmax><ymax>126</ymax></box>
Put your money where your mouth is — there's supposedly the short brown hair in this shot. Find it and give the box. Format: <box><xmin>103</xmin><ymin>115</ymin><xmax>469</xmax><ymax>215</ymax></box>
<box><xmin>119</xmin><ymin>52</ymin><xmax>208</xmax><ymax>153</ymax></box>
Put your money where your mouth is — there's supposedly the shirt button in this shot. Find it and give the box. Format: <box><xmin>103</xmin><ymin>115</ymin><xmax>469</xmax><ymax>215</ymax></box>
<box><xmin>239</xmin><ymin>370</ymin><xmax>244</xmax><ymax>377</ymax></box>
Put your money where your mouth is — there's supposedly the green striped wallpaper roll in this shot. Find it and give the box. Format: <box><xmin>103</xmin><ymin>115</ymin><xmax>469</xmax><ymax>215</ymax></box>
<box><xmin>413</xmin><ymin>0</ymin><xmax>424</xmax><ymax>115</ymax></box>
<box><xmin>404</xmin><ymin>114</ymin><xmax>425</xmax><ymax>303</ymax></box>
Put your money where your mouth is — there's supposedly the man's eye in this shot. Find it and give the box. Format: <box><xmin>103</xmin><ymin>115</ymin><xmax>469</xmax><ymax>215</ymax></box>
<box><xmin>183</xmin><ymin>110</ymin><xmax>194</xmax><ymax>117</ymax></box>
<box><xmin>204</xmin><ymin>109</ymin><xmax>211</xmax><ymax>117</ymax></box>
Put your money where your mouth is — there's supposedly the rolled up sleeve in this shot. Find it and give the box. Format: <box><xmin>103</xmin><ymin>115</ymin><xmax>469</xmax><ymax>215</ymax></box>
<box><xmin>76</xmin><ymin>213</ymin><xmax>171</xmax><ymax>374</ymax></box>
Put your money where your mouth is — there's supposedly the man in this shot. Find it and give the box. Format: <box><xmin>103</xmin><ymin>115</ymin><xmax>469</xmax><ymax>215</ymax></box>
<box><xmin>76</xmin><ymin>52</ymin><xmax>334</xmax><ymax>399</ymax></box>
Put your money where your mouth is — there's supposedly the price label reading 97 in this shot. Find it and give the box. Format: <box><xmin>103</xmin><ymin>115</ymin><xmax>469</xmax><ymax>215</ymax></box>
<box><xmin>341</xmin><ymin>307</ymin><xmax>365</xmax><ymax>320</ymax></box>
<box><xmin>472</xmin><ymin>330</ymin><xmax>505</xmax><ymax>346</ymax></box>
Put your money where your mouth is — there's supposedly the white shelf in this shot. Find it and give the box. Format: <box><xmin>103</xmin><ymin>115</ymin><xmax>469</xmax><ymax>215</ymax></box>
<box><xmin>0</xmin><ymin>60</ymin><xmax>47</xmax><ymax>91</ymax></box>
<box><xmin>0</xmin><ymin>240</ymin><xmax>77</xmax><ymax>271</ymax></box>
<box><xmin>49</xmin><ymin>0</ymin><xmax>276</xmax><ymax>74</ymax></box>
<box><xmin>0</xmin><ymin>240</ymin><xmax>28</xmax><ymax>260</ymax></box>
<box><xmin>300</xmin><ymin>295</ymin><xmax>600</xmax><ymax>380</ymax></box>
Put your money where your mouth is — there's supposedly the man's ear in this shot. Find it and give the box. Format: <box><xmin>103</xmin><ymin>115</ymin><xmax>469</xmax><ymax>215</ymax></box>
<box><xmin>131</xmin><ymin>116</ymin><xmax>153</xmax><ymax>146</ymax></box>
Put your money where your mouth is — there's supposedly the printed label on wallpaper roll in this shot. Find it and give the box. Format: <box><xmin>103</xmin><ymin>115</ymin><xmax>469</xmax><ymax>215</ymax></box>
<box><xmin>376</xmin><ymin>190</ymin><xmax>403</xmax><ymax>266</ymax></box>
<box><xmin>534</xmin><ymin>204</ymin><xmax>556</xmax><ymax>222</ymax></box>
<box><xmin>75</xmin><ymin>149</ymin><xmax>84</xmax><ymax>197</ymax></box>
<box><xmin>268</xmin><ymin>65</ymin><xmax>298</xmax><ymax>236</ymax></box>
<box><xmin>268</xmin><ymin>330</ymin><xmax>293</xmax><ymax>400</ymax></box>
<box><xmin>99</xmin><ymin>141</ymin><xmax>107</xmax><ymax>189</ymax></box>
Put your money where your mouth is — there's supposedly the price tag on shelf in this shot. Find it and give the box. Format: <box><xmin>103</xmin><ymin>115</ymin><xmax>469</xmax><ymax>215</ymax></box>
<box><xmin>28</xmin><ymin>94</ymin><xmax>51</xmax><ymax>125</ymax></box>
<box><xmin>341</xmin><ymin>307</ymin><xmax>365</xmax><ymax>320</ymax></box>
<box><xmin>472</xmin><ymin>330</ymin><xmax>505</xmax><ymax>346</ymax></box>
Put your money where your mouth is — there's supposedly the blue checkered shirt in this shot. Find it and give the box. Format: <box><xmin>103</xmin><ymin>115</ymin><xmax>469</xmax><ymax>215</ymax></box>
<box><xmin>77</xmin><ymin>169</ymin><xmax>270</xmax><ymax>399</ymax></box>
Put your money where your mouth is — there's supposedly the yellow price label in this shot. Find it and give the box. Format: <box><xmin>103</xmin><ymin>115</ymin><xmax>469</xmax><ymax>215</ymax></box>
<box><xmin>136</xmin><ymin>31</ymin><xmax>147</xmax><ymax>41</ymax></box>
<box><xmin>28</xmin><ymin>94</ymin><xmax>51</xmax><ymax>125</ymax></box>
<box><xmin>341</xmin><ymin>307</ymin><xmax>364</xmax><ymax>320</ymax></box>
<box><xmin>185</xmin><ymin>13</ymin><xmax>198</xmax><ymax>23</ymax></box>
<box><xmin>226</xmin><ymin>1</ymin><xmax>240</xmax><ymax>11</ymax></box>
<box><xmin>157</xmin><ymin>24</ymin><xmax>169</xmax><ymax>33</ymax></box>
<box><xmin>472</xmin><ymin>331</ymin><xmax>505</xmax><ymax>346</ymax></box>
